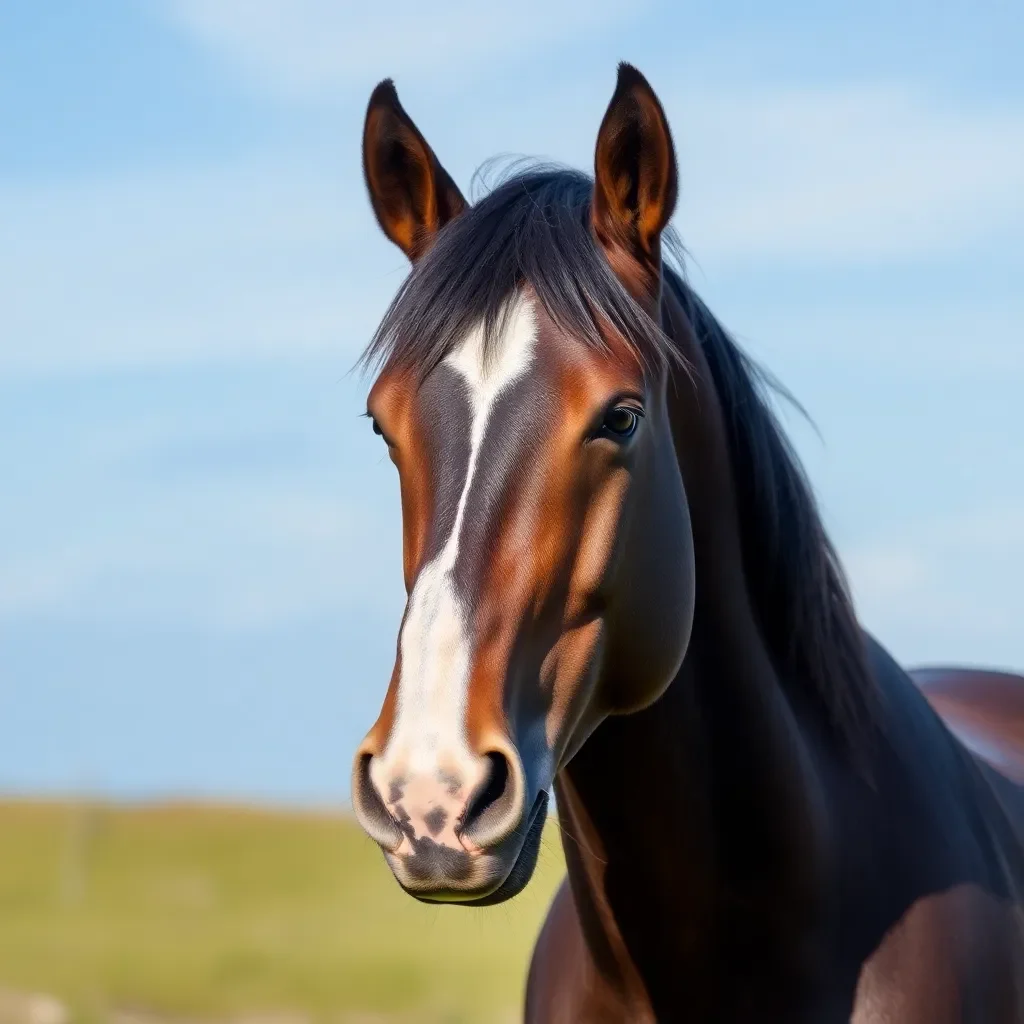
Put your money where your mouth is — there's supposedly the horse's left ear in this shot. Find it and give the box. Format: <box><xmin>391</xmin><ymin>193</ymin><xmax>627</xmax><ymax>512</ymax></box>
<box><xmin>362</xmin><ymin>79</ymin><xmax>468</xmax><ymax>263</ymax></box>
<box><xmin>591</xmin><ymin>63</ymin><xmax>678</xmax><ymax>303</ymax></box>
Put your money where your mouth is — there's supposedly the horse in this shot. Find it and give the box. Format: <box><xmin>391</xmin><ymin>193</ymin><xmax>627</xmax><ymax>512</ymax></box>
<box><xmin>349</xmin><ymin>64</ymin><xmax>1024</xmax><ymax>1021</ymax></box>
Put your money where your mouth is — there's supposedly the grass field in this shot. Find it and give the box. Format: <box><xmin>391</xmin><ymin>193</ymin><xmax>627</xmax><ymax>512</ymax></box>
<box><xmin>0</xmin><ymin>800</ymin><xmax>566</xmax><ymax>1024</ymax></box>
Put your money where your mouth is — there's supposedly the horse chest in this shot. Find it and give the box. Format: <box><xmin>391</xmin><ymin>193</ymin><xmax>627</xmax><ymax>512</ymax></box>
<box><xmin>525</xmin><ymin>878</ymin><xmax>1024</xmax><ymax>1022</ymax></box>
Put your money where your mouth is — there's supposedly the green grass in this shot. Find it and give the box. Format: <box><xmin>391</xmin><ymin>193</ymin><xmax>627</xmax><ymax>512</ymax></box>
<box><xmin>0</xmin><ymin>800</ymin><xmax>566</xmax><ymax>1024</ymax></box>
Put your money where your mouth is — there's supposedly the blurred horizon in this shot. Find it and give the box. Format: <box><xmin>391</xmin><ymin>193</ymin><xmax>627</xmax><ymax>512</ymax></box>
<box><xmin>2</xmin><ymin>1</ymin><xmax>1023</xmax><ymax>806</ymax></box>
<box><xmin>0</xmin><ymin>797</ymin><xmax>565</xmax><ymax>1022</ymax></box>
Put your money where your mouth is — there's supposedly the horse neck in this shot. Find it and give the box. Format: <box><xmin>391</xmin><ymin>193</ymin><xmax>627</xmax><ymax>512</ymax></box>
<box><xmin>553</xmin><ymin>287</ymin><xmax>832</xmax><ymax>1007</ymax></box>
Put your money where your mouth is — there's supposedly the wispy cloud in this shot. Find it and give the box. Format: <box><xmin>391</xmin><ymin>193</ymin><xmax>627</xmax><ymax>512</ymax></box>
<box><xmin>674</xmin><ymin>82</ymin><xmax>1024</xmax><ymax>265</ymax></box>
<box><xmin>162</xmin><ymin>0</ymin><xmax>1024</xmax><ymax>266</ymax></box>
<box><xmin>0</xmin><ymin>163</ymin><xmax>398</xmax><ymax>375</ymax></box>
<box><xmin>726</xmin><ymin>297</ymin><xmax>1024</xmax><ymax>377</ymax></box>
<box><xmin>163</xmin><ymin>0</ymin><xmax>647</xmax><ymax>96</ymax></box>
<box><xmin>0</xmin><ymin>489</ymin><xmax>404</xmax><ymax>629</ymax></box>
<box><xmin>844</xmin><ymin>501</ymin><xmax>1024</xmax><ymax>667</ymax></box>
<box><xmin>4</xmin><ymin>78</ymin><xmax>1022</xmax><ymax>377</ymax></box>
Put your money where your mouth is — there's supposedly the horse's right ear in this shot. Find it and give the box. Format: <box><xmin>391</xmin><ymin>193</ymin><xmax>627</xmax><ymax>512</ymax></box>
<box><xmin>591</xmin><ymin>64</ymin><xmax>678</xmax><ymax>304</ymax></box>
<box><xmin>362</xmin><ymin>79</ymin><xmax>467</xmax><ymax>263</ymax></box>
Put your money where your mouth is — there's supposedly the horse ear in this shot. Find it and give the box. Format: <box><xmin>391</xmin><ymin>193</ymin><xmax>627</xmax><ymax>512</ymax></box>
<box><xmin>362</xmin><ymin>79</ymin><xmax>468</xmax><ymax>263</ymax></box>
<box><xmin>591</xmin><ymin>64</ymin><xmax>678</xmax><ymax>302</ymax></box>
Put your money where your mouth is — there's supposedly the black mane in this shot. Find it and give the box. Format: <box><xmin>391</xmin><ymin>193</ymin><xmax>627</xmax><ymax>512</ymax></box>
<box><xmin>360</xmin><ymin>166</ymin><xmax>674</xmax><ymax>377</ymax></box>
<box><xmin>665</xmin><ymin>273</ymin><xmax>876</xmax><ymax>744</ymax></box>
<box><xmin>360</xmin><ymin>163</ymin><xmax>875</xmax><ymax>747</ymax></box>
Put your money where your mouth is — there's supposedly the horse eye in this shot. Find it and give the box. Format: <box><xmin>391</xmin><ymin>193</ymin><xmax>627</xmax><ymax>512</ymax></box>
<box><xmin>603</xmin><ymin>407</ymin><xmax>640</xmax><ymax>439</ymax></box>
<box><xmin>370</xmin><ymin>418</ymin><xmax>383</xmax><ymax>437</ymax></box>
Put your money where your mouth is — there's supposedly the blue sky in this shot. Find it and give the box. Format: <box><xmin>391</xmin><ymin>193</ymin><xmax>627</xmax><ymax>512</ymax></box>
<box><xmin>1</xmin><ymin>1</ymin><xmax>1022</xmax><ymax>804</ymax></box>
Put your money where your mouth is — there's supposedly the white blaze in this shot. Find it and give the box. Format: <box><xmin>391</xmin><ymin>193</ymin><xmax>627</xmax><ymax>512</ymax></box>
<box><xmin>375</xmin><ymin>296</ymin><xmax>538</xmax><ymax>791</ymax></box>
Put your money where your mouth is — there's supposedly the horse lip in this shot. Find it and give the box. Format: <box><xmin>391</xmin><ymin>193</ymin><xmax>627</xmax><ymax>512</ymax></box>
<box><xmin>407</xmin><ymin>789</ymin><xmax>549</xmax><ymax>907</ymax></box>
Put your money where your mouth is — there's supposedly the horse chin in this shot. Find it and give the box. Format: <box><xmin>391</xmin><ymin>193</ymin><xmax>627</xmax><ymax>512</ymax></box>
<box><xmin>412</xmin><ymin>789</ymin><xmax>549</xmax><ymax>908</ymax></box>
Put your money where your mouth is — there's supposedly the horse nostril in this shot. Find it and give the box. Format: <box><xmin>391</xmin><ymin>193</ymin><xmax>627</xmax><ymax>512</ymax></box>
<box><xmin>352</xmin><ymin>752</ymin><xmax>403</xmax><ymax>851</ymax></box>
<box><xmin>460</xmin><ymin>750</ymin><xmax>522</xmax><ymax>848</ymax></box>
<box><xmin>467</xmin><ymin>751</ymin><xmax>509</xmax><ymax>818</ymax></box>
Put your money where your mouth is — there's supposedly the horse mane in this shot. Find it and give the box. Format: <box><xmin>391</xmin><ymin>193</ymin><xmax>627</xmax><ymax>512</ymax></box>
<box><xmin>359</xmin><ymin>162</ymin><xmax>877</xmax><ymax>750</ymax></box>
<box><xmin>359</xmin><ymin>164</ymin><xmax>675</xmax><ymax>378</ymax></box>
<box><xmin>663</xmin><ymin>268</ymin><xmax>877</xmax><ymax>746</ymax></box>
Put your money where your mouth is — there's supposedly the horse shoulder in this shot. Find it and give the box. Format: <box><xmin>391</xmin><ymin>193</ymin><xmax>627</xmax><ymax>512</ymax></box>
<box><xmin>851</xmin><ymin>883</ymin><xmax>1024</xmax><ymax>1023</ymax></box>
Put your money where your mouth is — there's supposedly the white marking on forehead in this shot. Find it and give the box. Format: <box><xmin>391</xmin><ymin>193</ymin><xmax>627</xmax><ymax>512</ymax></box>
<box><xmin>373</xmin><ymin>296</ymin><xmax>538</xmax><ymax>803</ymax></box>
